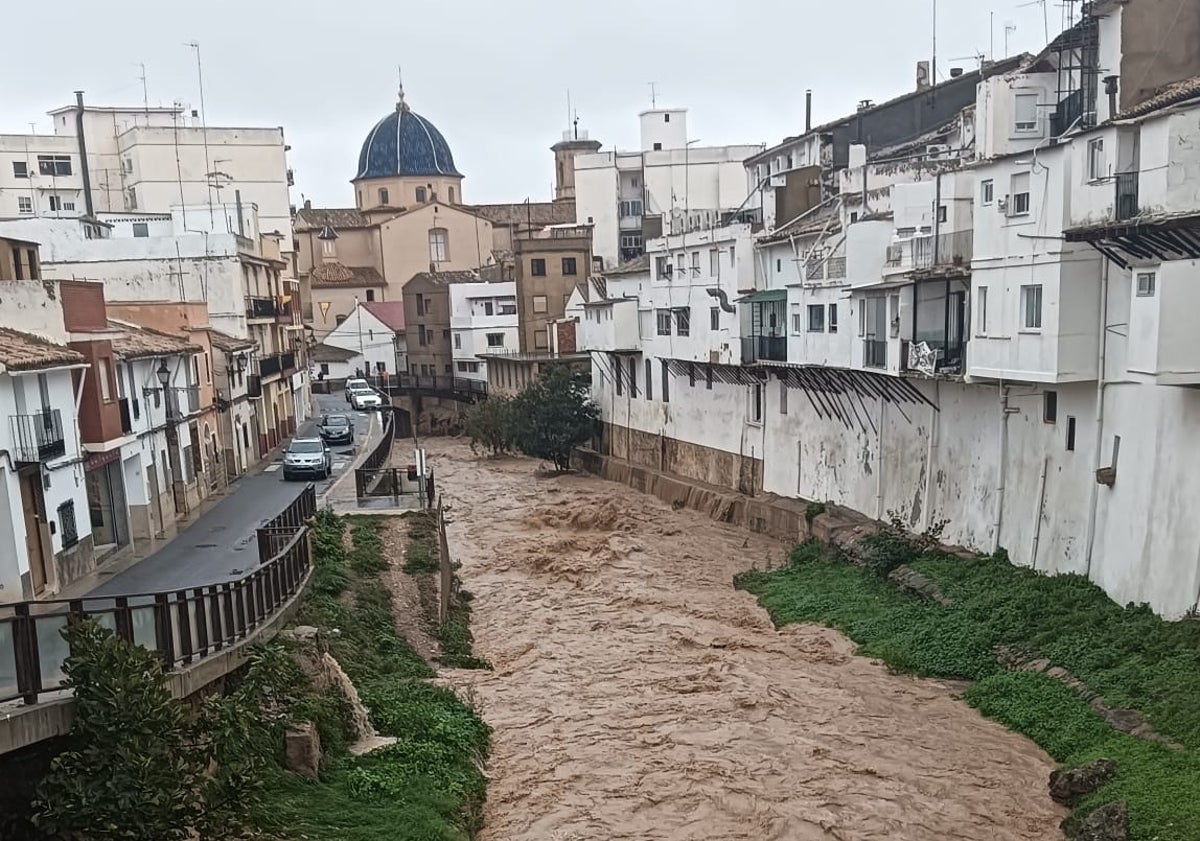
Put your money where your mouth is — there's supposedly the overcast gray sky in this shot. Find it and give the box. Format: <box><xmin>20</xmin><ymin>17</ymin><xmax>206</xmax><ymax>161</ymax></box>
<box><xmin>1</xmin><ymin>0</ymin><xmax>1061</xmax><ymax>207</ymax></box>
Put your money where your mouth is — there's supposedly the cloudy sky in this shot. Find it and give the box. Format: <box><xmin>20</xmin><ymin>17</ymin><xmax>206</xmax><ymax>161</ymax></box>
<box><xmin>1</xmin><ymin>0</ymin><xmax>1062</xmax><ymax>207</ymax></box>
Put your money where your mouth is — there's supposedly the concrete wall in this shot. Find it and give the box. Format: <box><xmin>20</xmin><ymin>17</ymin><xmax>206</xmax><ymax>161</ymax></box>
<box><xmin>1117</xmin><ymin>0</ymin><xmax>1200</xmax><ymax>113</ymax></box>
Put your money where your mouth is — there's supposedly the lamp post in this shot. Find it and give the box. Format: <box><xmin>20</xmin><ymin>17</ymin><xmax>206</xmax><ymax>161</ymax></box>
<box><xmin>158</xmin><ymin>360</ymin><xmax>183</xmax><ymax>510</ymax></box>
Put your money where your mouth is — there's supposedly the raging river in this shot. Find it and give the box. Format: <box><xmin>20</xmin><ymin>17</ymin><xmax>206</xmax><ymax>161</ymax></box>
<box><xmin>425</xmin><ymin>439</ymin><xmax>1066</xmax><ymax>840</ymax></box>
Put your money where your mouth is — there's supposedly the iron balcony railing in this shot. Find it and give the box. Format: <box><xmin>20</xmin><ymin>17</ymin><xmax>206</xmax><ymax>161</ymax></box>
<box><xmin>247</xmin><ymin>374</ymin><xmax>263</xmax><ymax>398</ymax></box>
<box><xmin>246</xmin><ymin>296</ymin><xmax>278</xmax><ymax>320</ymax></box>
<box><xmin>389</xmin><ymin>373</ymin><xmax>489</xmax><ymax>398</ymax></box>
<box><xmin>281</xmin><ymin>352</ymin><xmax>297</xmax><ymax>375</ymax></box>
<box><xmin>1115</xmin><ymin>172</ymin><xmax>1139</xmax><ymax>222</ymax></box>
<box><xmin>863</xmin><ymin>339</ymin><xmax>888</xmax><ymax>369</ymax></box>
<box><xmin>740</xmin><ymin>336</ymin><xmax>788</xmax><ymax>364</ymax></box>
<box><xmin>168</xmin><ymin>385</ymin><xmax>201</xmax><ymax>419</ymax></box>
<box><xmin>10</xmin><ymin>410</ymin><xmax>66</xmax><ymax>463</ymax></box>
<box><xmin>913</xmin><ymin>230</ymin><xmax>974</xmax><ymax>270</ymax></box>
<box><xmin>259</xmin><ymin>354</ymin><xmax>282</xmax><ymax>379</ymax></box>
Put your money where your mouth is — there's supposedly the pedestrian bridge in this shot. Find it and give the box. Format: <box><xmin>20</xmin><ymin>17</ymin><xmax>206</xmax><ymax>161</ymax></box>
<box><xmin>0</xmin><ymin>485</ymin><xmax>317</xmax><ymax>757</ymax></box>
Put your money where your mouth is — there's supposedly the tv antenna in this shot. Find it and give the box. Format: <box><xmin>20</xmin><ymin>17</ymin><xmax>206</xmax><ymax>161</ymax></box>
<box><xmin>648</xmin><ymin>82</ymin><xmax>658</xmax><ymax>109</ymax></box>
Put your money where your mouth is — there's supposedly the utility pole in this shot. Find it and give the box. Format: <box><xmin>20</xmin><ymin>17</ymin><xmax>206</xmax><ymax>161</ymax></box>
<box><xmin>138</xmin><ymin>63</ymin><xmax>149</xmax><ymax>114</ymax></box>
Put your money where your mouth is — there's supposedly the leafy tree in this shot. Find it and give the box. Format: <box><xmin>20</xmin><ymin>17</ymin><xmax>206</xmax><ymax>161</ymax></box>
<box><xmin>464</xmin><ymin>393</ymin><xmax>516</xmax><ymax>456</ymax></box>
<box><xmin>510</xmin><ymin>364</ymin><xmax>599</xmax><ymax>473</ymax></box>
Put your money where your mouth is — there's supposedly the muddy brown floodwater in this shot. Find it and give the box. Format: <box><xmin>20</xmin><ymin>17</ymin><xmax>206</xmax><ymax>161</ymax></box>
<box><xmin>425</xmin><ymin>439</ymin><xmax>1065</xmax><ymax>841</ymax></box>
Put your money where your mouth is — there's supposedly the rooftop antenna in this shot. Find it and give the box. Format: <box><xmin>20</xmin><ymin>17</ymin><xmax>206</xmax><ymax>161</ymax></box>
<box><xmin>566</xmin><ymin>88</ymin><xmax>571</xmax><ymax>132</ymax></box>
<box><xmin>932</xmin><ymin>0</ymin><xmax>938</xmax><ymax>83</ymax></box>
<box><xmin>1017</xmin><ymin>0</ymin><xmax>1049</xmax><ymax>44</ymax></box>
<box><xmin>184</xmin><ymin>40</ymin><xmax>214</xmax><ymax>226</ymax></box>
<box><xmin>397</xmin><ymin>65</ymin><xmax>408</xmax><ymax>111</ymax></box>
<box><xmin>648</xmin><ymin>82</ymin><xmax>658</xmax><ymax>109</ymax></box>
<box><xmin>573</xmin><ymin>110</ymin><xmax>581</xmax><ymax>141</ymax></box>
<box><xmin>1005</xmin><ymin>21</ymin><xmax>1018</xmax><ymax>57</ymax></box>
<box><xmin>137</xmin><ymin>62</ymin><xmax>149</xmax><ymax>114</ymax></box>
<box><xmin>990</xmin><ymin>11</ymin><xmax>995</xmax><ymax>61</ymax></box>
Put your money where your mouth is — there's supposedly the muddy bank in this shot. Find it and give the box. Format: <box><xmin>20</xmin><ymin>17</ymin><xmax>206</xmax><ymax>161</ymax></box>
<box><xmin>426</xmin><ymin>439</ymin><xmax>1065</xmax><ymax>840</ymax></box>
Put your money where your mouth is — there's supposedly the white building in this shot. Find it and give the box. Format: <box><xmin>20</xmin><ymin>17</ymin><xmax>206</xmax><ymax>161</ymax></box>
<box><xmin>0</xmin><ymin>99</ymin><xmax>293</xmax><ymax>251</ymax></box>
<box><xmin>319</xmin><ymin>301</ymin><xmax>406</xmax><ymax>379</ymax></box>
<box><xmin>450</xmin><ymin>281</ymin><xmax>518</xmax><ymax>381</ymax></box>
<box><xmin>574</xmin><ymin>108</ymin><xmax>763</xmax><ymax>269</ymax></box>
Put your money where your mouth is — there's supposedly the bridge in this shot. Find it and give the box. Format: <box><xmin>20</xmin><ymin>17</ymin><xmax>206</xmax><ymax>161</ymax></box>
<box><xmin>385</xmin><ymin>373</ymin><xmax>488</xmax><ymax>403</ymax></box>
<box><xmin>0</xmin><ymin>485</ymin><xmax>317</xmax><ymax>755</ymax></box>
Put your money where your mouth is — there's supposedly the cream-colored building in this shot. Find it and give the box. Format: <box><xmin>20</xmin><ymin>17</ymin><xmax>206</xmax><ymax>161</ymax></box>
<box><xmin>295</xmin><ymin>87</ymin><xmax>493</xmax><ymax>340</ymax></box>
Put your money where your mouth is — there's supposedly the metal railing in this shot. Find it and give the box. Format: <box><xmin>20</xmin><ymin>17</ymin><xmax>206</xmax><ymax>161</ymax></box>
<box><xmin>10</xmin><ymin>410</ymin><xmax>66</xmax><ymax>463</ymax></box>
<box><xmin>864</xmin><ymin>339</ymin><xmax>888</xmax><ymax>369</ymax></box>
<box><xmin>1115</xmin><ymin>172</ymin><xmax>1139</xmax><ymax>221</ymax></box>
<box><xmin>255</xmin><ymin>483</ymin><xmax>317</xmax><ymax>565</ymax></box>
<box><xmin>259</xmin><ymin>355</ymin><xmax>282</xmax><ymax>379</ymax></box>
<box><xmin>913</xmin><ymin>230</ymin><xmax>974</xmax><ymax>269</ymax></box>
<box><xmin>740</xmin><ymin>336</ymin><xmax>788</xmax><ymax>363</ymax></box>
<box><xmin>281</xmin><ymin>352</ymin><xmax>297</xmax><ymax>374</ymax></box>
<box><xmin>0</xmin><ymin>486</ymin><xmax>315</xmax><ymax>706</ymax></box>
<box><xmin>388</xmin><ymin>373</ymin><xmax>488</xmax><ymax>399</ymax></box>
<box><xmin>168</xmin><ymin>385</ymin><xmax>201</xmax><ymax>419</ymax></box>
<box><xmin>246</xmin><ymin>296</ymin><xmax>278</xmax><ymax>319</ymax></box>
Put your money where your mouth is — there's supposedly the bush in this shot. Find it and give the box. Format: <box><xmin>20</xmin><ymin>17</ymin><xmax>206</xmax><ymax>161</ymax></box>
<box><xmin>510</xmin><ymin>364</ymin><xmax>599</xmax><ymax>472</ymax></box>
<box><xmin>464</xmin><ymin>394</ymin><xmax>516</xmax><ymax>456</ymax></box>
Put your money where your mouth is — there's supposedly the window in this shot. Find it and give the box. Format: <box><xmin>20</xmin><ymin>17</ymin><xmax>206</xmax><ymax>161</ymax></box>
<box><xmin>937</xmin><ymin>205</ymin><xmax>948</xmax><ymax>224</ymax></box>
<box><xmin>729</xmin><ymin>245</ymin><xmax>736</xmax><ymax>267</ymax></box>
<box><xmin>653</xmin><ymin>142</ymin><xmax>663</xmax><ymax>151</ymax></box>
<box><xmin>17</xmin><ymin>196</ymin><xmax>32</xmax><ymax>214</ymax></box>
<box><xmin>448</xmin><ymin>186</ymin><xmax>456</xmax><ymax>203</ymax></box>
<box><xmin>850</xmin><ymin>211</ymin><xmax>859</xmax><ymax>223</ymax></box>
<box><xmin>319</xmin><ymin>363</ymin><xmax>330</xmax><ymax>375</ymax></box>
<box><xmin>129</xmin><ymin>221</ymin><xmax>150</xmax><ymax>238</ymax></box>
<box><xmin>889</xmin><ymin>294</ymin><xmax>901</xmax><ymax>337</ymax></box>
<box><xmin>661</xmin><ymin>359</ymin><xmax>670</xmax><ymax>403</ymax></box>
<box><xmin>486</xmin><ymin>333</ymin><xmax>504</xmax><ymax>348</ymax></box>
<box><xmin>780</xmin><ymin>380</ymin><xmax>788</xmax><ymax>415</ymax></box>
<box><xmin>776</xmin><ymin>259</ymin><xmax>782</xmax><ymax>273</ymax></box>
<box><xmin>454</xmin><ymin>333</ymin><xmax>462</xmax><ymax>349</ymax></box>
<box><xmin>619</xmin><ymin>199</ymin><xmax>643</xmax><ymax>217</ymax></box>
<box><xmin>482</xmin><ymin>301</ymin><xmax>494</xmax><ymax>316</ymax></box>
<box><xmin>99</xmin><ymin>359</ymin><xmax>112</xmax><ymax>402</ymax></box>
<box><xmin>48</xmin><ymin>196</ymin><xmax>62</xmax><ymax>212</ymax></box>
<box><xmin>828</xmin><ymin>303</ymin><xmax>838</xmax><ymax>333</ymax></box>
<box><xmin>417</xmin><ymin>326</ymin><xmax>427</xmax><ymax>346</ymax></box>
<box><xmin>322</xmin><ymin>238</ymin><xmax>335</xmax><ymax>256</ymax></box>
<box><xmin>415</xmin><ymin>296</ymin><xmax>425</xmax><ymax>316</ymax></box>
<box><xmin>1043</xmin><ymin>390</ymin><xmax>1058</xmax><ymax>424</ymax></box>
<box><xmin>25</xmin><ymin>249</ymin><xmax>38</xmax><ymax>280</ymax></box>
<box><xmin>615</xmin><ymin>356</ymin><xmax>624</xmax><ymax>396</ymax></box>
<box><xmin>58</xmin><ymin>501</ymin><xmax>79</xmax><ymax>549</ymax></box>
<box><xmin>691</xmin><ymin>252</ymin><xmax>700</xmax><ymax>275</ymax></box>
<box><xmin>645</xmin><ymin>358</ymin><xmax>653</xmax><ymax>401</ymax></box>
<box><xmin>710</xmin><ymin>307</ymin><xmax>720</xmax><ymax>331</ymax></box>
<box><xmin>981</xmin><ymin>179</ymin><xmax>994</xmax><ymax>205</ymax></box>
<box><xmin>655</xmin><ymin>256</ymin><xmax>672</xmax><ymax>279</ymax></box>
<box><xmin>1066</xmin><ymin>416</ymin><xmax>1077</xmax><ymax>452</ymax></box>
<box><xmin>620</xmin><ymin>232</ymin><xmax>643</xmax><ymax>252</ymax></box>
<box><xmin>499</xmin><ymin>301</ymin><xmax>516</xmax><ymax>315</ymax></box>
<box><xmin>656</xmin><ymin>309</ymin><xmax>672</xmax><ymax>336</ymax></box>
<box><xmin>1136</xmin><ymin>271</ymin><xmax>1156</xmax><ymax>297</ymax></box>
<box><xmin>629</xmin><ymin>357</ymin><xmax>638</xmax><ymax>398</ymax></box>
<box><xmin>675</xmin><ymin>308</ymin><xmax>690</xmax><ymax>336</ymax></box>
<box><xmin>37</xmin><ymin>155</ymin><xmax>71</xmax><ymax>176</ymax></box>
<box><xmin>534</xmin><ymin>330</ymin><xmax>549</xmax><ymax>349</ymax></box>
<box><xmin>807</xmin><ymin>304</ymin><xmax>825</xmax><ymax>332</ymax></box>
<box><xmin>1010</xmin><ymin>172</ymin><xmax>1031</xmax><ymax>216</ymax></box>
<box><xmin>664</xmin><ymin>113</ymin><xmax>670</xmax><ymax>123</ymax></box>
<box><xmin>791</xmin><ymin>304</ymin><xmax>802</xmax><ymax>335</ymax></box>
<box><xmin>533</xmin><ymin>295</ymin><xmax>548</xmax><ymax>313</ymax></box>
<box><xmin>1014</xmin><ymin>93</ymin><xmax>1039</xmax><ymax>132</ymax></box>
<box><xmin>530</xmin><ymin>258</ymin><xmax>546</xmax><ymax>276</ymax></box>
<box><xmin>977</xmin><ymin>286</ymin><xmax>988</xmax><ymax>334</ymax></box>
<box><xmin>378</xmin><ymin>187</ymin><xmax>389</xmax><ymax>206</ymax></box>
<box><xmin>365</xmin><ymin>289</ymin><xmax>375</xmax><ymax>302</ymax></box>
<box><xmin>1021</xmin><ymin>284</ymin><xmax>1043</xmax><ymax>330</ymax></box>
<box><xmin>62</xmin><ymin>201</ymin><xmax>75</xmax><ymax>211</ymax></box>
<box><xmin>127</xmin><ymin>187</ymin><xmax>137</xmax><ymax>210</ymax></box>
<box><xmin>709</xmin><ymin>248</ymin><xmax>719</xmax><ymax>275</ymax></box>
<box><xmin>13</xmin><ymin>161</ymin><xmax>28</xmax><ymax>178</ymax></box>
<box><xmin>750</xmin><ymin>383</ymin><xmax>763</xmax><ymax>424</ymax></box>
<box><xmin>1087</xmin><ymin>138</ymin><xmax>1106</xmax><ymax>181</ymax></box>
<box><xmin>429</xmin><ymin>227</ymin><xmax>448</xmax><ymax>262</ymax></box>
<box><xmin>562</xmin><ymin>257</ymin><xmax>577</xmax><ymax>276</ymax></box>
<box><xmin>416</xmin><ymin>186</ymin><xmax>427</xmax><ymax>203</ymax></box>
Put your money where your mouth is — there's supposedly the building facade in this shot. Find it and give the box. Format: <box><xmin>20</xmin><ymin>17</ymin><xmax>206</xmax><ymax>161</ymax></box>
<box><xmin>450</xmin><ymin>280</ymin><xmax>518</xmax><ymax>381</ymax></box>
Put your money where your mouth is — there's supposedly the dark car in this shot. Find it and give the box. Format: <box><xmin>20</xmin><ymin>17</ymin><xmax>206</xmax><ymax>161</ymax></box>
<box><xmin>318</xmin><ymin>414</ymin><xmax>355</xmax><ymax>445</ymax></box>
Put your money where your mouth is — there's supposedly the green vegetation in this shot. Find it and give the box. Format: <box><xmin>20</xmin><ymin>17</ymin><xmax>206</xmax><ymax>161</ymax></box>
<box><xmin>465</xmin><ymin>365</ymin><xmax>599</xmax><ymax>472</ymax></box>
<box><xmin>402</xmin><ymin>509</ymin><xmax>440</xmax><ymax>574</ymax></box>
<box><xmin>258</xmin><ymin>509</ymin><xmax>491</xmax><ymax>840</ymax></box>
<box><xmin>736</xmin><ymin>536</ymin><xmax>1200</xmax><ymax>840</ymax></box>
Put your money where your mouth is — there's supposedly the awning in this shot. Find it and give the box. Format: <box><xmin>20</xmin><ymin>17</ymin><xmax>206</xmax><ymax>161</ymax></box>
<box><xmin>735</xmin><ymin>289</ymin><xmax>788</xmax><ymax>304</ymax></box>
<box><xmin>851</xmin><ymin>277</ymin><xmax>912</xmax><ymax>292</ymax></box>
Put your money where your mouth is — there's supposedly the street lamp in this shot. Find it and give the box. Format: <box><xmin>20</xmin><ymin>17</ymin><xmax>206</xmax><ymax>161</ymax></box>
<box><xmin>156</xmin><ymin>360</ymin><xmax>170</xmax><ymax>388</ymax></box>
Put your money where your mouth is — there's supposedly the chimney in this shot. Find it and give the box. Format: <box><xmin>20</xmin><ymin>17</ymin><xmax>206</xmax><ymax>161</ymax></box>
<box><xmin>950</xmin><ymin>67</ymin><xmax>964</xmax><ymax>78</ymax></box>
<box><xmin>304</xmin><ymin>198</ymin><xmax>312</xmax><ymax>210</ymax></box>
<box><xmin>805</xmin><ymin>89</ymin><xmax>813</xmax><ymax>133</ymax></box>
<box><xmin>1105</xmin><ymin>75</ymin><xmax>1120</xmax><ymax>118</ymax></box>
<box><xmin>74</xmin><ymin>92</ymin><xmax>95</xmax><ymax>219</ymax></box>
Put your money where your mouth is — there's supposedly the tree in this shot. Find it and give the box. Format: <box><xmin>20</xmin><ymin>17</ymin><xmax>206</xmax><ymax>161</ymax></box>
<box><xmin>464</xmin><ymin>393</ymin><xmax>516</xmax><ymax>456</ymax></box>
<box><xmin>510</xmin><ymin>364</ymin><xmax>599</xmax><ymax>473</ymax></box>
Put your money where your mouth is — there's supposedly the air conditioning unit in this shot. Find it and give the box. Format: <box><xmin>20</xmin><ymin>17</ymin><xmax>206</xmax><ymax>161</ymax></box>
<box><xmin>926</xmin><ymin>144</ymin><xmax>951</xmax><ymax>159</ymax></box>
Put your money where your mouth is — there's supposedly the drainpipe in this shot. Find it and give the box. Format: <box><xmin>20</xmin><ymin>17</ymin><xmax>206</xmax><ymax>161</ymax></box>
<box><xmin>875</xmin><ymin>399</ymin><xmax>885</xmax><ymax>520</ymax></box>
<box><xmin>1084</xmin><ymin>258</ymin><xmax>1111</xmax><ymax>577</ymax></box>
<box><xmin>74</xmin><ymin>91</ymin><xmax>95</xmax><ymax>218</ymax></box>
<box><xmin>994</xmin><ymin>383</ymin><xmax>1013</xmax><ymax>553</ymax></box>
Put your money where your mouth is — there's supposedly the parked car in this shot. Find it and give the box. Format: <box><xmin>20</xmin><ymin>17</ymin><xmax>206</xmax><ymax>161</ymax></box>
<box><xmin>350</xmin><ymin>387</ymin><xmax>383</xmax><ymax>410</ymax></box>
<box><xmin>344</xmin><ymin>377</ymin><xmax>370</xmax><ymax>402</ymax></box>
<box><xmin>318</xmin><ymin>413</ymin><xmax>355</xmax><ymax>445</ymax></box>
<box><xmin>282</xmin><ymin>437</ymin><xmax>332</xmax><ymax>481</ymax></box>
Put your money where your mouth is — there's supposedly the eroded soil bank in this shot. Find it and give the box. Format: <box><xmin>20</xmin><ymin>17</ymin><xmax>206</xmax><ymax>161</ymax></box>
<box><xmin>426</xmin><ymin>439</ymin><xmax>1065</xmax><ymax>841</ymax></box>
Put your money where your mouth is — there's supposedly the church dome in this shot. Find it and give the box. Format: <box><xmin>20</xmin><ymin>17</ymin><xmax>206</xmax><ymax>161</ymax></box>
<box><xmin>354</xmin><ymin>95</ymin><xmax>461</xmax><ymax>181</ymax></box>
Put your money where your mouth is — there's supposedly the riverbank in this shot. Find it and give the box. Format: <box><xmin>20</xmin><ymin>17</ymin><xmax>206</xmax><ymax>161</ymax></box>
<box><xmin>255</xmin><ymin>511</ymin><xmax>491</xmax><ymax>840</ymax></box>
<box><xmin>736</xmin><ymin>533</ymin><xmax>1200</xmax><ymax>841</ymax></box>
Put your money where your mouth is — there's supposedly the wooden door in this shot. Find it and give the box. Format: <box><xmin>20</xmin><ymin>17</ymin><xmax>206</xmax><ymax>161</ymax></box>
<box><xmin>19</xmin><ymin>472</ymin><xmax>48</xmax><ymax>595</ymax></box>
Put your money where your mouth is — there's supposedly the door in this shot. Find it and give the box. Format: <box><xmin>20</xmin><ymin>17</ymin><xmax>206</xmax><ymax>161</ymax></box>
<box><xmin>947</xmin><ymin>290</ymin><xmax>966</xmax><ymax>367</ymax></box>
<box><xmin>863</xmin><ymin>297</ymin><xmax>888</xmax><ymax>368</ymax></box>
<box><xmin>147</xmin><ymin>461</ymin><xmax>164</xmax><ymax>538</ymax></box>
<box><xmin>19</xmin><ymin>472</ymin><xmax>48</xmax><ymax>595</ymax></box>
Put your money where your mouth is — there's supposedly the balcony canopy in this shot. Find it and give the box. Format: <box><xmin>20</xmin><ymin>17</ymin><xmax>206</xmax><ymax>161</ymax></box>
<box><xmin>736</xmin><ymin>289</ymin><xmax>787</xmax><ymax>304</ymax></box>
<box><xmin>1064</xmin><ymin>212</ymin><xmax>1200</xmax><ymax>270</ymax></box>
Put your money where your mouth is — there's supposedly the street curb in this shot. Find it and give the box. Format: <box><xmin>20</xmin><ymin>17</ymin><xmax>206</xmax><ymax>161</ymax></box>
<box><xmin>321</xmin><ymin>409</ymin><xmax>382</xmax><ymax>506</ymax></box>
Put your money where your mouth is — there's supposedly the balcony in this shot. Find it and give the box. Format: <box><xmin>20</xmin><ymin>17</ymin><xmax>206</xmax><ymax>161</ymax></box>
<box><xmin>168</xmin><ymin>385</ymin><xmax>201</xmax><ymax>419</ymax></box>
<box><xmin>1115</xmin><ymin>172</ymin><xmax>1139</xmax><ymax>222</ymax></box>
<box><xmin>741</xmin><ymin>336</ymin><xmax>788</xmax><ymax>363</ymax></box>
<box><xmin>259</xmin><ymin>354</ymin><xmax>282</xmax><ymax>380</ymax></box>
<box><xmin>246</xmin><ymin>296</ymin><xmax>278</xmax><ymax>320</ymax></box>
<box><xmin>863</xmin><ymin>339</ymin><xmax>888</xmax><ymax>369</ymax></box>
<box><xmin>247</xmin><ymin>374</ymin><xmax>263</xmax><ymax>398</ymax></box>
<box><xmin>11</xmin><ymin>410</ymin><xmax>66</xmax><ymax>463</ymax></box>
<box><xmin>913</xmin><ymin>230</ymin><xmax>973</xmax><ymax>271</ymax></box>
<box><xmin>281</xmin><ymin>351</ymin><xmax>297</xmax><ymax>375</ymax></box>
<box><xmin>276</xmin><ymin>299</ymin><xmax>297</xmax><ymax>325</ymax></box>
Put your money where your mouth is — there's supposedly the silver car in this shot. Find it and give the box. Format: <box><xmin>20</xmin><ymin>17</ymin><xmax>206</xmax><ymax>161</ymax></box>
<box><xmin>282</xmin><ymin>437</ymin><xmax>332</xmax><ymax>480</ymax></box>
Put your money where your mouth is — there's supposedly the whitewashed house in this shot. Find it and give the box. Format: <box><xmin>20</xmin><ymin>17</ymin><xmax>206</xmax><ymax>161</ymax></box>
<box><xmin>450</xmin><ymin>281</ymin><xmax>518</xmax><ymax>382</ymax></box>
<box><xmin>318</xmin><ymin>300</ymin><xmax>406</xmax><ymax>379</ymax></box>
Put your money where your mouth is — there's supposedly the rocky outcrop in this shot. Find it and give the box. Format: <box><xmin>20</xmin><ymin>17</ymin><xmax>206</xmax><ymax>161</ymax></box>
<box><xmin>284</xmin><ymin>722</ymin><xmax>322</xmax><ymax>779</ymax></box>
<box><xmin>888</xmin><ymin>564</ymin><xmax>954</xmax><ymax>605</ymax></box>
<box><xmin>1062</xmin><ymin>801</ymin><xmax>1128</xmax><ymax>841</ymax></box>
<box><xmin>1049</xmin><ymin>759</ymin><xmax>1117</xmax><ymax>806</ymax></box>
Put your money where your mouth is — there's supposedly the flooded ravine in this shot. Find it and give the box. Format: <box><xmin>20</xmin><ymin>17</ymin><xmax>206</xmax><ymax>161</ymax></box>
<box><xmin>426</xmin><ymin>439</ymin><xmax>1065</xmax><ymax>840</ymax></box>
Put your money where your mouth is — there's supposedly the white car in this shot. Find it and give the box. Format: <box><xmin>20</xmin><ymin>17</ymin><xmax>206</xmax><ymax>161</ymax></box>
<box><xmin>350</xmin><ymin>387</ymin><xmax>383</xmax><ymax>410</ymax></box>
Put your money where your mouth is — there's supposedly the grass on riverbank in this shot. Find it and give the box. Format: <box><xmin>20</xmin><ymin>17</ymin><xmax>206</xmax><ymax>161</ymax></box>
<box><xmin>256</xmin><ymin>511</ymin><xmax>490</xmax><ymax>841</ymax></box>
<box><xmin>735</xmin><ymin>539</ymin><xmax>1200</xmax><ymax>841</ymax></box>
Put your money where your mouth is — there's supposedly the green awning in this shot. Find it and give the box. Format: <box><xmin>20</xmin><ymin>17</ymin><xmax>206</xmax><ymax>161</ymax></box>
<box><xmin>735</xmin><ymin>289</ymin><xmax>787</xmax><ymax>304</ymax></box>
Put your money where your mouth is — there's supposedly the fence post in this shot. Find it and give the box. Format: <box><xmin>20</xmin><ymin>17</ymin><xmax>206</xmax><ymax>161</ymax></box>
<box><xmin>153</xmin><ymin>593</ymin><xmax>175</xmax><ymax>671</ymax></box>
<box><xmin>114</xmin><ymin>596</ymin><xmax>134</xmax><ymax>644</ymax></box>
<box><xmin>194</xmin><ymin>588</ymin><xmax>210</xmax><ymax>657</ymax></box>
<box><xmin>174</xmin><ymin>590</ymin><xmax>194</xmax><ymax>666</ymax></box>
<box><xmin>13</xmin><ymin>603</ymin><xmax>43</xmax><ymax>705</ymax></box>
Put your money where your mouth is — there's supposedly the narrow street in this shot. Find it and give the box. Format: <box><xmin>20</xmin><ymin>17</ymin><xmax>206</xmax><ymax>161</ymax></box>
<box><xmin>85</xmin><ymin>393</ymin><xmax>372</xmax><ymax>595</ymax></box>
<box><xmin>426</xmin><ymin>439</ymin><xmax>1065</xmax><ymax>841</ymax></box>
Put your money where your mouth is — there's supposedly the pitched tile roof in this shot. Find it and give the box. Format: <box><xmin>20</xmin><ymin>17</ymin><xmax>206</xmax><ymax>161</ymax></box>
<box><xmin>109</xmin><ymin>320</ymin><xmax>200</xmax><ymax>360</ymax></box>
<box><xmin>0</xmin><ymin>328</ymin><xmax>84</xmax><ymax>372</ymax></box>
<box><xmin>1117</xmin><ymin>75</ymin><xmax>1200</xmax><ymax>120</ymax></box>
<box><xmin>311</xmin><ymin>342</ymin><xmax>358</xmax><ymax>363</ymax></box>
<box><xmin>468</xmin><ymin>201</ymin><xmax>577</xmax><ymax>227</ymax></box>
<box><xmin>405</xmin><ymin>270</ymin><xmax>481</xmax><ymax>287</ymax></box>
<box><xmin>603</xmin><ymin>254</ymin><xmax>650</xmax><ymax>277</ymax></box>
<box><xmin>361</xmin><ymin>301</ymin><xmax>405</xmax><ymax>331</ymax></box>
<box><xmin>206</xmin><ymin>329</ymin><xmax>256</xmax><ymax>353</ymax></box>
<box><xmin>294</xmin><ymin>207</ymin><xmax>372</xmax><ymax>231</ymax></box>
<box><xmin>309</xmin><ymin>263</ymin><xmax>387</xmax><ymax>288</ymax></box>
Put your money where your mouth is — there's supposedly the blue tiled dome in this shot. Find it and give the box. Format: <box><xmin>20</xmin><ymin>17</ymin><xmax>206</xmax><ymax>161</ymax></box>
<box><xmin>354</xmin><ymin>101</ymin><xmax>461</xmax><ymax>180</ymax></box>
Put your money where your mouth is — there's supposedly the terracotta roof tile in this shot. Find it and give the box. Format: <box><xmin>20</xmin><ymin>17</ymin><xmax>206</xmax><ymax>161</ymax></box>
<box><xmin>110</xmin><ymin>320</ymin><xmax>201</xmax><ymax>360</ymax></box>
<box><xmin>1117</xmin><ymin>76</ymin><xmax>1200</xmax><ymax>121</ymax></box>
<box><xmin>312</xmin><ymin>343</ymin><xmax>357</xmax><ymax>363</ymax></box>
<box><xmin>310</xmin><ymin>263</ymin><xmax>387</xmax><ymax>288</ymax></box>
<box><xmin>294</xmin><ymin>207</ymin><xmax>372</xmax><ymax>231</ymax></box>
<box><xmin>0</xmin><ymin>328</ymin><xmax>84</xmax><ymax>372</ymax></box>
<box><xmin>468</xmin><ymin>201</ymin><xmax>577</xmax><ymax>227</ymax></box>
<box><xmin>206</xmin><ymin>329</ymin><xmax>256</xmax><ymax>353</ymax></box>
<box><xmin>361</xmin><ymin>301</ymin><xmax>406</xmax><ymax>331</ymax></box>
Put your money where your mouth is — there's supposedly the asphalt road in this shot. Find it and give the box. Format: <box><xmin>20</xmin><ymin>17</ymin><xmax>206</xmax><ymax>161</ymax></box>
<box><xmin>86</xmin><ymin>393</ymin><xmax>375</xmax><ymax>595</ymax></box>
